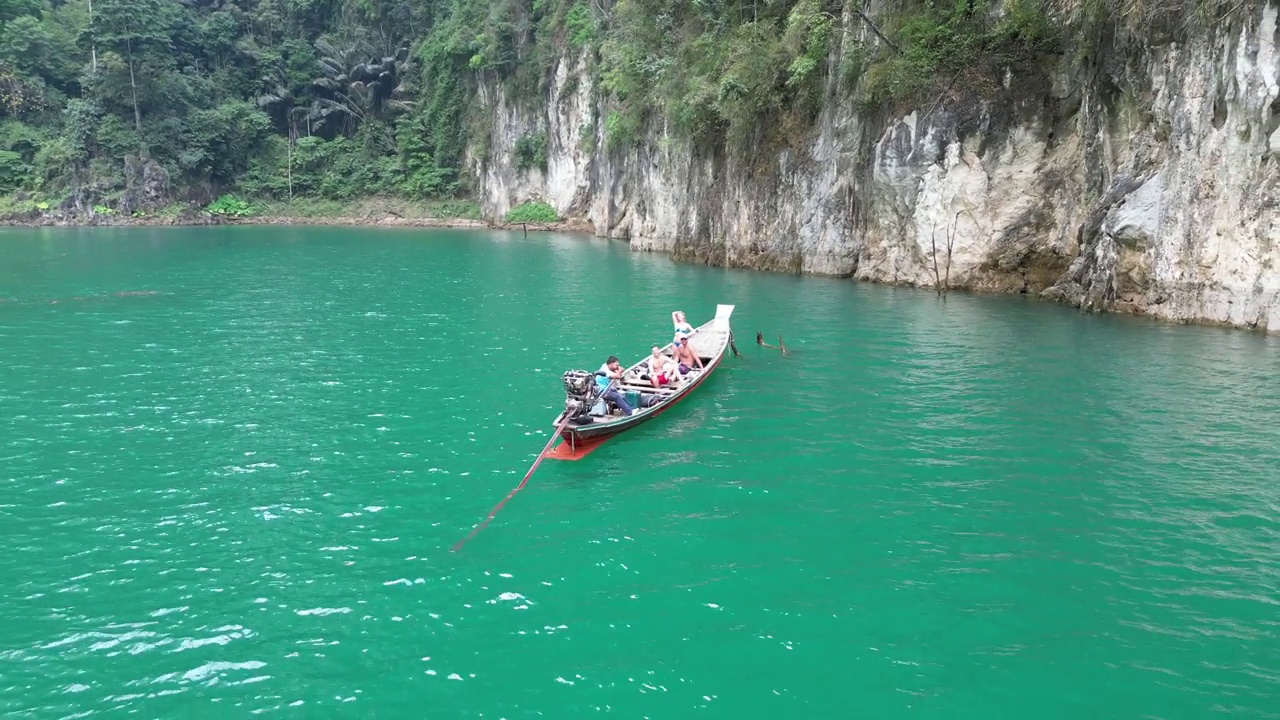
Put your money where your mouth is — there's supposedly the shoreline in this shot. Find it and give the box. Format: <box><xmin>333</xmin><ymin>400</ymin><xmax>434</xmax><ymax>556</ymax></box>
<box><xmin>2</xmin><ymin>209</ymin><xmax>1274</xmax><ymax>335</ymax></box>
<box><xmin>0</xmin><ymin>210</ymin><xmax>591</xmax><ymax>233</ymax></box>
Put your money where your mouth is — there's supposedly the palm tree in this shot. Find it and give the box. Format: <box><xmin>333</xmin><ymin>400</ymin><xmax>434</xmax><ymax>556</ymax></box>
<box><xmin>257</xmin><ymin>64</ymin><xmax>309</xmax><ymax>138</ymax></box>
<box><xmin>309</xmin><ymin>38</ymin><xmax>413</xmax><ymax>136</ymax></box>
<box><xmin>256</xmin><ymin>64</ymin><xmax>312</xmax><ymax>200</ymax></box>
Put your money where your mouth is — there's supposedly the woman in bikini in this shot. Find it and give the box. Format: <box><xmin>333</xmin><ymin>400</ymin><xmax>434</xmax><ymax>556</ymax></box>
<box><xmin>672</xmin><ymin>310</ymin><xmax>694</xmax><ymax>338</ymax></box>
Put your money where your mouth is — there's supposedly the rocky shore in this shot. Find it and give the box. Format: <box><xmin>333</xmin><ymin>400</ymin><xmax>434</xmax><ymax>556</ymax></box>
<box><xmin>0</xmin><ymin>204</ymin><xmax>592</xmax><ymax>234</ymax></box>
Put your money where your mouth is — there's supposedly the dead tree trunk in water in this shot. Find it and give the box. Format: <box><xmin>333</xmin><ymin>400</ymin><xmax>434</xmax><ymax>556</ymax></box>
<box><xmin>930</xmin><ymin>221</ymin><xmax>942</xmax><ymax>297</ymax></box>
<box><xmin>941</xmin><ymin>210</ymin><xmax>962</xmax><ymax>299</ymax></box>
<box><xmin>945</xmin><ymin>214</ymin><xmax>957</xmax><ymax>297</ymax></box>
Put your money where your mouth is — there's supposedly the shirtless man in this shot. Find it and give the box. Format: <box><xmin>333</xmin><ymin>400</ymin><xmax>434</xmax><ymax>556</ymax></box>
<box><xmin>646</xmin><ymin>346</ymin><xmax>680</xmax><ymax>388</ymax></box>
<box><xmin>672</xmin><ymin>335</ymin><xmax>703</xmax><ymax>374</ymax></box>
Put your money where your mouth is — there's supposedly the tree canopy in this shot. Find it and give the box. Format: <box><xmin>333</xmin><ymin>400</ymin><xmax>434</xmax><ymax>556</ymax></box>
<box><xmin>0</xmin><ymin>0</ymin><xmax>1083</xmax><ymax>213</ymax></box>
<box><xmin>1</xmin><ymin>0</ymin><xmax>469</xmax><ymax>209</ymax></box>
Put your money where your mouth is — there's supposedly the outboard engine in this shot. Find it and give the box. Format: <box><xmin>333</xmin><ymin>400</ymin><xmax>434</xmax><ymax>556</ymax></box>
<box><xmin>561</xmin><ymin>370</ymin><xmax>601</xmax><ymax>420</ymax></box>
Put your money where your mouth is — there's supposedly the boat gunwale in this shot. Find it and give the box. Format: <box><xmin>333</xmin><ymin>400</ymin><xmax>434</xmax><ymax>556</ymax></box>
<box><xmin>560</xmin><ymin>347</ymin><xmax>725</xmax><ymax>439</ymax></box>
<box><xmin>552</xmin><ymin>312</ymin><xmax>733</xmax><ymax>439</ymax></box>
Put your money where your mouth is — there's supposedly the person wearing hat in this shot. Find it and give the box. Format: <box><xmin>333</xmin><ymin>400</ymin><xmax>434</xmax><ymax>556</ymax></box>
<box><xmin>672</xmin><ymin>334</ymin><xmax>703</xmax><ymax>375</ymax></box>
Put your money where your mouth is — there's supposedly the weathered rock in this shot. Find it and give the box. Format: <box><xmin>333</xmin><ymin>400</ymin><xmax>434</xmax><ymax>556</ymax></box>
<box><xmin>469</xmin><ymin>3</ymin><xmax>1280</xmax><ymax>332</ymax></box>
<box><xmin>119</xmin><ymin>156</ymin><xmax>171</xmax><ymax>215</ymax></box>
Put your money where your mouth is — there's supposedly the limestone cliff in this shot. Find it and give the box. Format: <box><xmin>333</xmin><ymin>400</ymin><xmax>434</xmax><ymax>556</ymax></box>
<box><xmin>468</xmin><ymin>3</ymin><xmax>1280</xmax><ymax>332</ymax></box>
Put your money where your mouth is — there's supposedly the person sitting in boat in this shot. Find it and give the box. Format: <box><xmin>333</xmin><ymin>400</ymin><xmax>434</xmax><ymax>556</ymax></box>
<box><xmin>645</xmin><ymin>346</ymin><xmax>681</xmax><ymax>389</ymax></box>
<box><xmin>672</xmin><ymin>310</ymin><xmax>695</xmax><ymax>339</ymax></box>
<box><xmin>595</xmin><ymin>356</ymin><xmax>634</xmax><ymax>416</ymax></box>
<box><xmin>672</xmin><ymin>334</ymin><xmax>704</xmax><ymax>375</ymax></box>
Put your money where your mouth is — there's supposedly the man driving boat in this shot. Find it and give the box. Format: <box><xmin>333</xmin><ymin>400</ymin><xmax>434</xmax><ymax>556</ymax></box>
<box><xmin>595</xmin><ymin>356</ymin><xmax>634</xmax><ymax>416</ymax></box>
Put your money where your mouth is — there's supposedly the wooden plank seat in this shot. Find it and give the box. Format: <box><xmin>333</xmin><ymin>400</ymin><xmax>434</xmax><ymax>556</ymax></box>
<box><xmin>618</xmin><ymin>384</ymin><xmax>678</xmax><ymax>395</ymax></box>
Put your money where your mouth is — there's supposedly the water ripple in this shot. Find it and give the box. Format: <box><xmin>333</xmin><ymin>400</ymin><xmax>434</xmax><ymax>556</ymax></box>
<box><xmin>2</xmin><ymin>228</ymin><xmax>1279</xmax><ymax>717</ymax></box>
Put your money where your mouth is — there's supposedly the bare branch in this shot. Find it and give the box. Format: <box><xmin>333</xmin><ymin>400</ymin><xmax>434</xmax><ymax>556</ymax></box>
<box><xmin>921</xmin><ymin>70</ymin><xmax>962</xmax><ymax>124</ymax></box>
<box><xmin>945</xmin><ymin>211</ymin><xmax>961</xmax><ymax>297</ymax></box>
<box><xmin>851</xmin><ymin>8</ymin><xmax>899</xmax><ymax>53</ymax></box>
<box><xmin>591</xmin><ymin>0</ymin><xmax>611</xmax><ymax>23</ymax></box>
<box><xmin>825</xmin><ymin>8</ymin><xmax>899</xmax><ymax>53</ymax></box>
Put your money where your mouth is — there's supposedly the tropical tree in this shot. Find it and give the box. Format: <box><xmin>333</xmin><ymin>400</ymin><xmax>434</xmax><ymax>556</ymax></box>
<box><xmin>309</xmin><ymin>38</ymin><xmax>412</xmax><ymax>136</ymax></box>
<box><xmin>88</xmin><ymin>0</ymin><xmax>179</xmax><ymax>134</ymax></box>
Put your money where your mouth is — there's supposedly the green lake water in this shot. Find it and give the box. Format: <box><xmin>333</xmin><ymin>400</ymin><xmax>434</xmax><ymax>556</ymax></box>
<box><xmin>2</xmin><ymin>226</ymin><xmax>1278</xmax><ymax>719</ymax></box>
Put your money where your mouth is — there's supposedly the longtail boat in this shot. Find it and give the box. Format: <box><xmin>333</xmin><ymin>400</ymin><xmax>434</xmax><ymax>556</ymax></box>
<box><xmin>547</xmin><ymin>304</ymin><xmax>736</xmax><ymax>460</ymax></box>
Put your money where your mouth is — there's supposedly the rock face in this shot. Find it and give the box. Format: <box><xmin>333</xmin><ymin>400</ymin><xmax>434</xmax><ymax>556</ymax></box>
<box><xmin>468</xmin><ymin>4</ymin><xmax>1280</xmax><ymax>331</ymax></box>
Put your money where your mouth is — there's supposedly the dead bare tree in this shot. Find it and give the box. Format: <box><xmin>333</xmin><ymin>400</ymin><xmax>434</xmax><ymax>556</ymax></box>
<box><xmin>943</xmin><ymin>211</ymin><xmax>959</xmax><ymax>298</ymax></box>
<box><xmin>936</xmin><ymin>209</ymin><xmax>970</xmax><ymax>299</ymax></box>
<box><xmin>929</xmin><ymin>220</ymin><xmax>943</xmax><ymax>297</ymax></box>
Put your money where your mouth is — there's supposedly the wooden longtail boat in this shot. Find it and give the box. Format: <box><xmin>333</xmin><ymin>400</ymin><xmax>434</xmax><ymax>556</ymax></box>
<box><xmin>546</xmin><ymin>304</ymin><xmax>735</xmax><ymax>460</ymax></box>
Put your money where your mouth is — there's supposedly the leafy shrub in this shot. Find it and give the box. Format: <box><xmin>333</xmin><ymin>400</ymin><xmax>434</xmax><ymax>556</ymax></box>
<box><xmin>604</xmin><ymin>110</ymin><xmax>641</xmax><ymax>151</ymax></box>
<box><xmin>566</xmin><ymin>3</ymin><xmax>595</xmax><ymax>49</ymax></box>
<box><xmin>433</xmin><ymin>199</ymin><xmax>483</xmax><ymax>219</ymax></box>
<box><xmin>206</xmin><ymin>194</ymin><xmax>254</xmax><ymax>217</ymax></box>
<box><xmin>0</xmin><ymin>150</ymin><xmax>26</xmax><ymax>193</ymax></box>
<box><xmin>514</xmin><ymin>132</ymin><xmax>549</xmax><ymax>171</ymax></box>
<box><xmin>861</xmin><ymin>0</ymin><xmax>1062</xmax><ymax>108</ymax></box>
<box><xmin>0</xmin><ymin>195</ymin><xmax>38</xmax><ymax>216</ymax></box>
<box><xmin>505</xmin><ymin>200</ymin><xmax>558</xmax><ymax>223</ymax></box>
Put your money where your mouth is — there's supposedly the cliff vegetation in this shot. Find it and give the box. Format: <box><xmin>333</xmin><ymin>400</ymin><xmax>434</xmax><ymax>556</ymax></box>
<box><xmin>0</xmin><ymin>0</ymin><xmax>1251</xmax><ymax>220</ymax></box>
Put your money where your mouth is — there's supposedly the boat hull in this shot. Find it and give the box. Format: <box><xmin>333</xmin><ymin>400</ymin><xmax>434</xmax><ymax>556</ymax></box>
<box><xmin>557</xmin><ymin>352</ymin><xmax>721</xmax><ymax>438</ymax></box>
<box><xmin>547</xmin><ymin>305</ymin><xmax>734</xmax><ymax>460</ymax></box>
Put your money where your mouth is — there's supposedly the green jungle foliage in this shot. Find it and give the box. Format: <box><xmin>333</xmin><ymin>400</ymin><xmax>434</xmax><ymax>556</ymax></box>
<box><xmin>205</xmin><ymin>193</ymin><xmax>255</xmax><ymax>216</ymax></box>
<box><xmin>505</xmin><ymin>199</ymin><xmax>558</xmax><ymax>223</ymax></box>
<box><xmin>1</xmin><ymin>0</ymin><xmax>470</xmax><ymax>210</ymax></box>
<box><xmin>6</xmin><ymin>0</ymin><xmax>1222</xmax><ymax>212</ymax></box>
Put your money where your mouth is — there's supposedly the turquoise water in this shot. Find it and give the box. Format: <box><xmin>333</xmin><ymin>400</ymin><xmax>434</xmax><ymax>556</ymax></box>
<box><xmin>2</xmin><ymin>226</ymin><xmax>1278</xmax><ymax>718</ymax></box>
